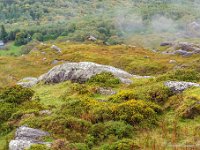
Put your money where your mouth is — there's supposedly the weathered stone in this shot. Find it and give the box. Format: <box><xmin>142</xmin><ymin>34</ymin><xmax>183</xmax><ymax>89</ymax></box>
<box><xmin>9</xmin><ymin>126</ymin><xmax>50</xmax><ymax>150</ymax></box>
<box><xmin>38</xmin><ymin>62</ymin><xmax>133</xmax><ymax>84</ymax></box>
<box><xmin>160</xmin><ymin>42</ymin><xmax>172</xmax><ymax>46</ymax></box>
<box><xmin>169</xmin><ymin>60</ymin><xmax>177</xmax><ymax>64</ymax></box>
<box><xmin>88</xmin><ymin>35</ymin><xmax>97</xmax><ymax>41</ymax></box>
<box><xmin>97</xmin><ymin>87</ymin><xmax>116</xmax><ymax>95</ymax></box>
<box><xmin>51</xmin><ymin>45</ymin><xmax>61</xmax><ymax>53</ymax></box>
<box><xmin>39</xmin><ymin>110</ymin><xmax>52</xmax><ymax>115</ymax></box>
<box><xmin>17</xmin><ymin>77</ymin><xmax>38</xmax><ymax>88</ymax></box>
<box><xmin>164</xmin><ymin>81</ymin><xmax>200</xmax><ymax>93</ymax></box>
<box><xmin>174</xmin><ymin>49</ymin><xmax>193</xmax><ymax>56</ymax></box>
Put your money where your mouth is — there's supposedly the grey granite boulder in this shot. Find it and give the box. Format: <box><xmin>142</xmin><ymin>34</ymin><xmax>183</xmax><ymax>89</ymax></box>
<box><xmin>38</xmin><ymin>62</ymin><xmax>133</xmax><ymax>84</ymax></box>
<box><xmin>9</xmin><ymin>126</ymin><xmax>50</xmax><ymax>150</ymax></box>
<box><xmin>17</xmin><ymin>77</ymin><xmax>38</xmax><ymax>88</ymax></box>
<box><xmin>164</xmin><ymin>81</ymin><xmax>200</xmax><ymax>93</ymax></box>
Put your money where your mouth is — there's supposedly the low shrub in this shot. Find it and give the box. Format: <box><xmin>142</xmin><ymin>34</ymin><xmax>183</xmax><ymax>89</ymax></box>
<box><xmin>22</xmin><ymin>115</ymin><xmax>92</xmax><ymax>140</ymax></box>
<box><xmin>51</xmin><ymin>139</ymin><xmax>70</xmax><ymax>150</ymax></box>
<box><xmin>11</xmin><ymin>101</ymin><xmax>44</xmax><ymax>120</ymax></box>
<box><xmin>69</xmin><ymin>143</ymin><xmax>89</xmax><ymax>150</ymax></box>
<box><xmin>70</xmin><ymin>83</ymin><xmax>90</xmax><ymax>95</ymax></box>
<box><xmin>0</xmin><ymin>85</ymin><xmax>34</xmax><ymax>104</ymax></box>
<box><xmin>157</xmin><ymin>69</ymin><xmax>200</xmax><ymax>82</ymax></box>
<box><xmin>87</xmin><ymin>72</ymin><xmax>120</xmax><ymax>87</ymax></box>
<box><xmin>99</xmin><ymin>139</ymin><xmax>140</xmax><ymax>150</ymax></box>
<box><xmin>27</xmin><ymin>144</ymin><xmax>50</xmax><ymax>150</ymax></box>
<box><xmin>114</xmin><ymin>100</ymin><xmax>162</xmax><ymax>125</ymax></box>
<box><xmin>177</xmin><ymin>96</ymin><xmax>200</xmax><ymax>119</ymax></box>
<box><xmin>108</xmin><ymin>90</ymin><xmax>137</xmax><ymax>103</ymax></box>
<box><xmin>0</xmin><ymin>102</ymin><xmax>16</xmax><ymax>121</ymax></box>
<box><xmin>60</xmin><ymin>98</ymin><xmax>161</xmax><ymax>126</ymax></box>
<box><xmin>142</xmin><ymin>83</ymin><xmax>172</xmax><ymax>104</ymax></box>
<box><xmin>90</xmin><ymin>121</ymin><xmax>133</xmax><ymax>141</ymax></box>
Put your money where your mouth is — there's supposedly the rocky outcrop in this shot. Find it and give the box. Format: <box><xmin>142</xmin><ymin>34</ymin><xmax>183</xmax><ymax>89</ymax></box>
<box><xmin>18</xmin><ymin>62</ymin><xmax>153</xmax><ymax>87</ymax></box>
<box><xmin>38</xmin><ymin>62</ymin><xmax>133</xmax><ymax>84</ymax></box>
<box><xmin>17</xmin><ymin>77</ymin><xmax>38</xmax><ymax>88</ymax></box>
<box><xmin>164</xmin><ymin>81</ymin><xmax>200</xmax><ymax>93</ymax></box>
<box><xmin>161</xmin><ymin>42</ymin><xmax>200</xmax><ymax>56</ymax></box>
<box><xmin>9</xmin><ymin>126</ymin><xmax>50</xmax><ymax>150</ymax></box>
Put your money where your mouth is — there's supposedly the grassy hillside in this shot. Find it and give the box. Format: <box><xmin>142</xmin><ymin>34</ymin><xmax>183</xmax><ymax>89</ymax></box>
<box><xmin>1</xmin><ymin>0</ymin><xmax>200</xmax><ymax>150</ymax></box>
<box><xmin>1</xmin><ymin>43</ymin><xmax>200</xmax><ymax>149</ymax></box>
<box><xmin>0</xmin><ymin>41</ymin><xmax>197</xmax><ymax>87</ymax></box>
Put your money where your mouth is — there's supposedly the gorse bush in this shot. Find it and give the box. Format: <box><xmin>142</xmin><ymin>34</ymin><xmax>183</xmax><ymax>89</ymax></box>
<box><xmin>70</xmin><ymin>83</ymin><xmax>90</xmax><ymax>95</ymax></box>
<box><xmin>114</xmin><ymin>100</ymin><xmax>162</xmax><ymax>125</ymax></box>
<box><xmin>108</xmin><ymin>90</ymin><xmax>137</xmax><ymax>103</ymax></box>
<box><xmin>87</xmin><ymin>72</ymin><xmax>120</xmax><ymax>87</ymax></box>
<box><xmin>0</xmin><ymin>85</ymin><xmax>34</xmax><ymax>104</ymax></box>
<box><xmin>59</xmin><ymin>98</ymin><xmax>161</xmax><ymax>125</ymax></box>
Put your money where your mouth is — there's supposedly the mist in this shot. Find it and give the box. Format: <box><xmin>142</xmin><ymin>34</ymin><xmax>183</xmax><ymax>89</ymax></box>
<box><xmin>111</xmin><ymin>0</ymin><xmax>200</xmax><ymax>47</ymax></box>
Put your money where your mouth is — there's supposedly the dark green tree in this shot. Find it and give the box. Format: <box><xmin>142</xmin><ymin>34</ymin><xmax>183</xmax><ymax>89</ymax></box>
<box><xmin>0</xmin><ymin>25</ymin><xmax>8</xmax><ymax>42</ymax></box>
<box><xmin>15</xmin><ymin>31</ymin><xmax>32</xmax><ymax>46</ymax></box>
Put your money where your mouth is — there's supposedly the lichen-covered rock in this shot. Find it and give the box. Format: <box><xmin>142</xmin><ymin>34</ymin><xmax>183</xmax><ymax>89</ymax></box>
<box><xmin>164</xmin><ymin>81</ymin><xmax>200</xmax><ymax>93</ymax></box>
<box><xmin>38</xmin><ymin>62</ymin><xmax>133</xmax><ymax>84</ymax></box>
<box><xmin>9</xmin><ymin>126</ymin><xmax>50</xmax><ymax>150</ymax></box>
<box><xmin>17</xmin><ymin>77</ymin><xmax>38</xmax><ymax>88</ymax></box>
<box><xmin>9</xmin><ymin>140</ymin><xmax>32</xmax><ymax>150</ymax></box>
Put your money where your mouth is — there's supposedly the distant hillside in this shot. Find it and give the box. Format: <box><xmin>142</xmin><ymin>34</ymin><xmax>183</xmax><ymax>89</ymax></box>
<box><xmin>1</xmin><ymin>0</ymin><xmax>200</xmax><ymax>48</ymax></box>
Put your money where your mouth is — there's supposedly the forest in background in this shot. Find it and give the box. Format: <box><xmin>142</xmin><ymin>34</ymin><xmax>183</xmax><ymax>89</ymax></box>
<box><xmin>1</xmin><ymin>0</ymin><xmax>200</xmax><ymax>47</ymax></box>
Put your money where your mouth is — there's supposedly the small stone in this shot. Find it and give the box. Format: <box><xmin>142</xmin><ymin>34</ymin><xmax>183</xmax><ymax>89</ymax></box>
<box><xmin>98</xmin><ymin>87</ymin><xmax>116</xmax><ymax>95</ymax></box>
<box><xmin>51</xmin><ymin>45</ymin><xmax>62</xmax><ymax>53</ymax></box>
<box><xmin>169</xmin><ymin>60</ymin><xmax>177</xmax><ymax>64</ymax></box>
